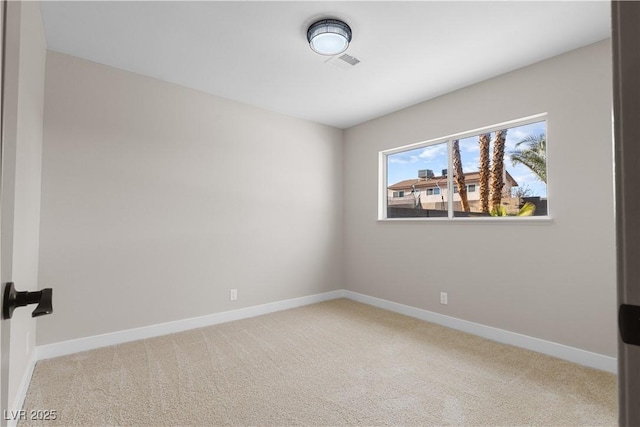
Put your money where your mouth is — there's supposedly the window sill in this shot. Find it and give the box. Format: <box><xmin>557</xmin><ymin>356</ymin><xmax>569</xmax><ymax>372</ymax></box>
<box><xmin>377</xmin><ymin>216</ymin><xmax>553</xmax><ymax>224</ymax></box>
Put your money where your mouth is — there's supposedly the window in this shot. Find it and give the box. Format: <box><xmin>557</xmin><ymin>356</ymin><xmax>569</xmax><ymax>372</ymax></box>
<box><xmin>454</xmin><ymin>184</ymin><xmax>476</xmax><ymax>193</ymax></box>
<box><xmin>382</xmin><ymin>115</ymin><xmax>547</xmax><ymax>219</ymax></box>
<box><xmin>393</xmin><ymin>191</ymin><xmax>405</xmax><ymax>198</ymax></box>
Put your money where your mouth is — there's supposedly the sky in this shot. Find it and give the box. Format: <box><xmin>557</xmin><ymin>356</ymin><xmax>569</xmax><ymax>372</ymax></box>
<box><xmin>387</xmin><ymin>121</ymin><xmax>547</xmax><ymax>197</ymax></box>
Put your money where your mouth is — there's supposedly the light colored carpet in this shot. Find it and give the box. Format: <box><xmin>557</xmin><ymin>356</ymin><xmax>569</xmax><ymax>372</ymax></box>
<box><xmin>21</xmin><ymin>299</ymin><xmax>616</xmax><ymax>426</ymax></box>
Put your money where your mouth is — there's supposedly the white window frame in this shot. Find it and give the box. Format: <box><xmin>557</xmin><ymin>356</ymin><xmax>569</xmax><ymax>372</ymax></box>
<box><xmin>378</xmin><ymin>113</ymin><xmax>550</xmax><ymax>222</ymax></box>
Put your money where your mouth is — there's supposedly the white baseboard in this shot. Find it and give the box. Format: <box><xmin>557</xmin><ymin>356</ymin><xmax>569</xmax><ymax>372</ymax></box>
<box><xmin>344</xmin><ymin>291</ymin><xmax>617</xmax><ymax>374</ymax></box>
<box><xmin>34</xmin><ymin>288</ymin><xmax>616</xmax><ymax>374</ymax></box>
<box><xmin>36</xmin><ymin>289</ymin><xmax>347</xmax><ymax>361</ymax></box>
<box><xmin>7</xmin><ymin>351</ymin><xmax>37</xmax><ymax>427</ymax></box>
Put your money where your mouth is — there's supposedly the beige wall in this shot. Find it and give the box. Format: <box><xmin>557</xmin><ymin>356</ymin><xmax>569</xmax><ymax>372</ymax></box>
<box><xmin>344</xmin><ymin>40</ymin><xmax>616</xmax><ymax>356</ymax></box>
<box><xmin>9</xmin><ymin>1</ymin><xmax>46</xmax><ymax>411</ymax></box>
<box><xmin>37</xmin><ymin>52</ymin><xmax>344</xmax><ymax>345</ymax></box>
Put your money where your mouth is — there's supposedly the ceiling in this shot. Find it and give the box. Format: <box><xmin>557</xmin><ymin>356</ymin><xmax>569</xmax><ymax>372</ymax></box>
<box><xmin>40</xmin><ymin>1</ymin><xmax>611</xmax><ymax>129</ymax></box>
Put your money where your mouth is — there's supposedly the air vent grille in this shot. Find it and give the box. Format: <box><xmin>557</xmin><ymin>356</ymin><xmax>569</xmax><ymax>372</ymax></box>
<box><xmin>338</xmin><ymin>53</ymin><xmax>360</xmax><ymax>66</ymax></box>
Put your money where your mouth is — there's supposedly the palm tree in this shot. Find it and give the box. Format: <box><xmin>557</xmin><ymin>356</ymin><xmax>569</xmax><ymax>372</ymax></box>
<box><xmin>452</xmin><ymin>140</ymin><xmax>470</xmax><ymax>212</ymax></box>
<box><xmin>490</xmin><ymin>130</ymin><xmax>507</xmax><ymax>209</ymax></box>
<box><xmin>509</xmin><ymin>134</ymin><xmax>546</xmax><ymax>183</ymax></box>
<box><xmin>478</xmin><ymin>133</ymin><xmax>491</xmax><ymax>213</ymax></box>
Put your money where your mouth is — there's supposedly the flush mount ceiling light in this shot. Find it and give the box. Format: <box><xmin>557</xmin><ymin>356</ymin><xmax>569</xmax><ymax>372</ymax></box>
<box><xmin>307</xmin><ymin>19</ymin><xmax>352</xmax><ymax>56</ymax></box>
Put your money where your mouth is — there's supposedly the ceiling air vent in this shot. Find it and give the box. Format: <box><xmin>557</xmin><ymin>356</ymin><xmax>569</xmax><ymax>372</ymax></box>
<box><xmin>325</xmin><ymin>53</ymin><xmax>361</xmax><ymax>71</ymax></box>
<box><xmin>338</xmin><ymin>53</ymin><xmax>360</xmax><ymax>66</ymax></box>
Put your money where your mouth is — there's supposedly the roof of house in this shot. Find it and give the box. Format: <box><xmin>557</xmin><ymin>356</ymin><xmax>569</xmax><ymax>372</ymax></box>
<box><xmin>388</xmin><ymin>171</ymin><xmax>518</xmax><ymax>191</ymax></box>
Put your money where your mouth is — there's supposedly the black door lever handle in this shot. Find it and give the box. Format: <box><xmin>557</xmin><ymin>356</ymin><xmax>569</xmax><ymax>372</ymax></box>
<box><xmin>31</xmin><ymin>288</ymin><xmax>53</xmax><ymax>317</ymax></box>
<box><xmin>2</xmin><ymin>282</ymin><xmax>53</xmax><ymax>319</ymax></box>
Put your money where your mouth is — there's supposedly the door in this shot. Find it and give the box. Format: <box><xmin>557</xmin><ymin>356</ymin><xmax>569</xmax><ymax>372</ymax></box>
<box><xmin>613</xmin><ymin>1</ymin><xmax>640</xmax><ymax>425</ymax></box>
<box><xmin>0</xmin><ymin>1</ymin><xmax>21</xmax><ymax>424</ymax></box>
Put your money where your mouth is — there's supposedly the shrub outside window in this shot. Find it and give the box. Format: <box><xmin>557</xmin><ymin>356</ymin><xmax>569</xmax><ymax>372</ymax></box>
<box><xmin>382</xmin><ymin>116</ymin><xmax>548</xmax><ymax>219</ymax></box>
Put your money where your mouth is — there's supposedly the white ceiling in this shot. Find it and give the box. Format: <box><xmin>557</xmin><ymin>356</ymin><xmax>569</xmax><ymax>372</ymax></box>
<box><xmin>40</xmin><ymin>1</ymin><xmax>611</xmax><ymax>129</ymax></box>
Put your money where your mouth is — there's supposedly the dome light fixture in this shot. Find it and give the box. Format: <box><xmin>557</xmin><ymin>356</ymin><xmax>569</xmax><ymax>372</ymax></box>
<box><xmin>307</xmin><ymin>19</ymin><xmax>352</xmax><ymax>56</ymax></box>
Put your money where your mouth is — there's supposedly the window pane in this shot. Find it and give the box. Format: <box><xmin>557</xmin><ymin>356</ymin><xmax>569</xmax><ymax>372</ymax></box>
<box><xmin>387</xmin><ymin>141</ymin><xmax>449</xmax><ymax>218</ymax></box>
<box><xmin>452</xmin><ymin>121</ymin><xmax>547</xmax><ymax>217</ymax></box>
<box><xmin>382</xmin><ymin>117</ymin><xmax>548</xmax><ymax>220</ymax></box>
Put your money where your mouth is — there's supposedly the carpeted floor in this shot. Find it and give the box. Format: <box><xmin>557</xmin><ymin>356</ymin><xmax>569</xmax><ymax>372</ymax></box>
<box><xmin>20</xmin><ymin>299</ymin><xmax>616</xmax><ymax>426</ymax></box>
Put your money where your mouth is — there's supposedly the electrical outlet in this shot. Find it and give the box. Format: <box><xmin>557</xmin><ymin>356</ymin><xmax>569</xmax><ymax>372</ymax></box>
<box><xmin>440</xmin><ymin>292</ymin><xmax>448</xmax><ymax>305</ymax></box>
<box><xmin>230</xmin><ymin>289</ymin><xmax>238</xmax><ymax>301</ymax></box>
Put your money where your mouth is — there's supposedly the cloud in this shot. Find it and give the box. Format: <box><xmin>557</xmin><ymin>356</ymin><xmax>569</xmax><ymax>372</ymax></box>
<box><xmin>418</xmin><ymin>144</ymin><xmax>447</xmax><ymax>160</ymax></box>
<box><xmin>389</xmin><ymin>155</ymin><xmax>420</xmax><ymax>164</ymax></box>
<box><xmin>505</xmin><ymin>122</ymin><xmax>546</xmax><ymax>149</ymax></box>
<box><xmin>512</xmin><ymin>172</ymin><xmax>536</xmax><ymax>183</ymax></box>
<box><xmin>463</xmin><ymin>162</ymin><xmax>479</xmax><ymax>172</ymax></box>
<box><xmin>458</xmin><ymin>136</ymin><xmax>480</xmax><ymax>153</ymax></box>
<box><xmin>464</xmin><ymin>144</ymin><xmax>480</xmax><ymax>153</ymax></box>
<box><xmin>508</xmin><ymin>129</ymin><xmax>528</xmax><ymax>141</ymax></box>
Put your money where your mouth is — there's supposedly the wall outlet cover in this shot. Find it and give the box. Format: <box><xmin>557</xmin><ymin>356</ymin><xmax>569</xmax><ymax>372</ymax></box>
<box><xmin>440</xmin><ymin>292</ymin><xmax>448</xmax><ymax>305</ymax></box>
